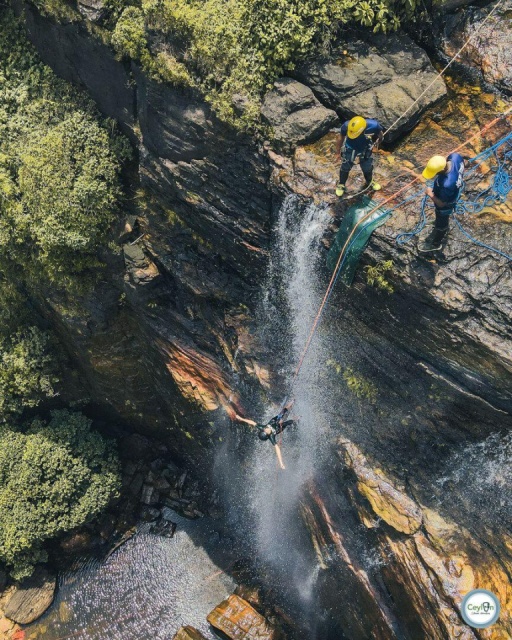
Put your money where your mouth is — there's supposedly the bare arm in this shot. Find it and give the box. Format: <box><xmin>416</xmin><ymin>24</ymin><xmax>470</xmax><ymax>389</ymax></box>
<box><xmin>274</xmin><ymin>444</ymin><xmax>286</xmax><ymax>470</ymax></box>
<box><xmin>374</xmin><ymin>130</ymin><xmax>384</xmax><ymax>148</ymax></box>
<box><xmin>425</xmin><ymin>187</ymin><xmax>447</xmax><ymax>208</ymax></box>
<box><xmin>233</xmin><ymin>413</ymin><xmax>257</xmax><ymax>427</ymax></box>
<box><xmin>335</xmin><ymin>134</ymin><xmax>345</xmax><ymax>157</ymax></box>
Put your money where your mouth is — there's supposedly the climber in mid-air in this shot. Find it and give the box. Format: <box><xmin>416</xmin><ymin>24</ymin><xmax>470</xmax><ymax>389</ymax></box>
<box><xmin>231</xmin><ymin>402</ymin><xmax>296</xmax><ymax>470</ymax></box>
<box><xmin>420</xmin><ymin>152</ymin><xmax>465</xmax><ymax>252</ymax></box>
<box><xmin>335</xmin><ymin>115</ymin><xmax>384</xmax><ymax>197</ymax></box>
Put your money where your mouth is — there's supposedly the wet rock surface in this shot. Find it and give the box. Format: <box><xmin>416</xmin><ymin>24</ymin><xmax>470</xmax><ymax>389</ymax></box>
<box><xmin>341</xmin><ymin>440</ymin><xmax>512</xmax><ymax>639</ymax></box>
<box><xmin>3</xmin><ymin>567</ymin><xmax>56</xmax><ymax>625</ymax></box>
<box><xmin>294</xmin><ymin>35</ymin><xmax>447</xmax><ymax>141</ymax></box>
<box><xmin>442</xmin><ymin>0</ymin><xmax>512</xmax><ymax>95</ymax></box>
<box><xmin>10</xmin><ymin>3</ymin><xmax>512</xmax><ymax>639</ymax></box>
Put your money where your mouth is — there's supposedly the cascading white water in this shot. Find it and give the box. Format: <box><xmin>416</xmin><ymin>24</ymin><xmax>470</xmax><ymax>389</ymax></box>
<box><xmin>243</xmin><ymin>195</ymin><xmax>333</xmax><ymax>598</ymax></box>
<box><xmin>27</xmin><ymin>195</ymin><xmax>334</xmax><ymax>640</ymax></box>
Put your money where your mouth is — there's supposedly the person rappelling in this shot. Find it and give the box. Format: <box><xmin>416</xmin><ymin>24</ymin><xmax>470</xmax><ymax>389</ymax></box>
<box><xmin>335</xmin><ymin>116</ymin><xmax>384</xmax><ymax>197</ymax></box>
<box><xmin>419</xmin><ymin>152</ymin><xmax>465</xmax><ymax>252</ymax></box>
<box><xmin>231</xmin><ymin>402</ymin><xmax>296</xmax><ymax>470</ymax></box>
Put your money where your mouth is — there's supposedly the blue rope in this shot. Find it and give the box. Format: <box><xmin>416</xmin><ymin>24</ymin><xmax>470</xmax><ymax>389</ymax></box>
<box><xmin>394</xmin><ymin>131</ymin><xmax>512</xmax><ymax>261</ymax></box>
<box><xmin>395</xmin><ymin>195</ymin><xmax>429</xmax><ymax>245</ymax></box>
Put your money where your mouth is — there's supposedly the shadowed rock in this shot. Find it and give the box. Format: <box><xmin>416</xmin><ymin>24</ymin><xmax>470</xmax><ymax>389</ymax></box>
<box><xmin>261</xmin><ymin>78</ymin><xmax>339</xmax><ymax>154</ymax></box>
<box><xmin>442</xmin><ymin>0</ymin><xmax>512</xmax><ymax>95</ymax></box>
<box><xmin>4</xmin><ymin>567</ymin><xmax>56</xmax><ymax>625</ymax></box>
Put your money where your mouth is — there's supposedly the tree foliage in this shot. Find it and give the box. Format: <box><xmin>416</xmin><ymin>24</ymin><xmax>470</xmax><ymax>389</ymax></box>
<box><xmin>108</xmin><ymin>0</ymin><xmax>418</xmax><ymax>128</ymax></box>
<box><xmin>0</xmin><ymin>12</ymin><xmax>129</xmax><ymax>285</ymax></box>
<box><xmin>0</xmin><ymin>410</ymin><xmax>121</xmax><ymax>580</ymax></box>
<box><xmin>0</xmin><ymin>327</ymin><xmax>57</xmax><ymax>422</ymax></box>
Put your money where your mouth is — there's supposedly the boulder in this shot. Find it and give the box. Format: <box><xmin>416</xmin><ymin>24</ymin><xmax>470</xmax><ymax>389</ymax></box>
<box><xmin>261</xmin><ymin>78</ymin><xmax>339</xmax><ymax>153</ymax></box>
<box><xmin>207</xmin><ymin>594</ymin><xmax>278</xmax><ymax>639</ymax></box>
<box><xmin>442</xmin><ymin>0</ymin><xmax>512</xmax><ymax>94</ymax></box>
<box><xmin>4</xmin><ymin>567</ymin><xmax>56</xmax><ymax>625</ymax></box>
<box><xmin>77</xmin><ymin>0</ymin><xmax>106</xmax><ymax>21</ymax></box>
<box><xmin>173</xmin><ymin>627</ymin><xmax>208</xmax><ymax>640</ymax></box>
<box><xmin>294</xmin><ymin>35</ymin><xmax>447</xmax><ymax>141</ymax></box>
<box><xmin>140</xmin><ymin>484</ymin><xmax>159</xmax><ymax>506</ymax></box>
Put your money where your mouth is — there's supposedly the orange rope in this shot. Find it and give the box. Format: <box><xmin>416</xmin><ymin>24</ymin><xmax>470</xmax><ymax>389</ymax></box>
<box><xmin>286</xmin><ymin>106</ymin><xmax>512</xmax><ymax>397</ymax></box>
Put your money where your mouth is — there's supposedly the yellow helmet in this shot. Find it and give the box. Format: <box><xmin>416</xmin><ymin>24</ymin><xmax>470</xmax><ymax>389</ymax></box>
<box><xmin>347</xmin><ymin>116</ymin><xmax>367</xmax><ymax>139</ymax></box>
<box><xmin>422</xmin><ymin>155</ymin><xmax>447</xmax><ymax>179</ymax></box>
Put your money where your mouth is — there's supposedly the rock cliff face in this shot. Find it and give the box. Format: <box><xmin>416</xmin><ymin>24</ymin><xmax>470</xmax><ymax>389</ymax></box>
<box><xmin>10</xmin><ymin>2</ymin><xmax>512</xmax><ymax>638</ymax></box>
<box><xmin>442</xmin><ymin>0</ymin><xmax>512</xmax><ymax>96</ymax></box>
<box><xmin>12</xmin><ymin>0</ymin><xmax>448</xmax><ymax>459</ymax></box>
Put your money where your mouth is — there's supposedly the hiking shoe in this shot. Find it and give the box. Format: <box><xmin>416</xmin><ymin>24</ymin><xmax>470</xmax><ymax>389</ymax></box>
<box><xmin>335</xmin><ymin>183</ymin><xmax>346</xmax><ymax>197</ymax></box>
<box><xmin>419</xmin><ymin>229</ymin><xmax>446</xmax><ymax>253</ymax></box>
<box><xmin>369</xmin><ymin>180</ymin><xmax>382</xmax><ymax>191</ymax></box>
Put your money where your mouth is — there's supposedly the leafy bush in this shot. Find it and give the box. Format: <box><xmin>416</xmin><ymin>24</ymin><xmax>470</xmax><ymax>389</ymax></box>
<box><xmin>0</xmin><ymin>12</ymin><xmax>129</xmax><ymax>284</ymax></box>
<box><xmin>120</xmin><ymin>0</ymin><xmax>418</xmax><ymax>128</ymax></box>
<box><xmin>0</xmin><ymin>410</ymin><xmax>121</xmax><ymax>580</ymax></box>
<box><xmin>0</xmin><ymin>328</ymin><xmax>57</xmax><ymax>422</ymax></box>
<box><xmin>342</xmin><ymin>367</ymin><xmax>378</xmax><ymax>403</ymax></box>
<box><xmin>364</xmin><ymin>260</ymin><xmax>394</xmax><ymax>293</ymax></box>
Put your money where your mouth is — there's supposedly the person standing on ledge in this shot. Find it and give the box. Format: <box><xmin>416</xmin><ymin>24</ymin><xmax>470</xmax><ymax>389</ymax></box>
<box><xmin>231</xmin><ymin>403</ymin><xmax>296</xmax><ymax>470</ymax></box>
<box><xmin>420</xmin><ymin>152</ymin><xmax>465</xmax><ymax>252</ymax></box>
<box><xmin>335</xmin><ymin>116</ymin><xmax>384</xmax><ymax>197</ymax></box>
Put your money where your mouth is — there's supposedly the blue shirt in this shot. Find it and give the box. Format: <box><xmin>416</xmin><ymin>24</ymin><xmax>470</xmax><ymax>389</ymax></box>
<box><xmin>341</xmin><ymin>118</ymin><xmax>382</xmax><ymax>155</ymax></box>
<box><xmin>433</xmin><ymin>153</ymin><xmax>465</xmax><ymax>205</ymax></box>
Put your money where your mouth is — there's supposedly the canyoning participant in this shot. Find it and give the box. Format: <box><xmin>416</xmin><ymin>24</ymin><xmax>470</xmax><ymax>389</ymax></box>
<box><xmin>335</xmin><ymin>116</ymin><xmax>384</xmax><ymax>197</ymax></box>
<box><xmin>232</xmin><ymin>403</ymin><xmax>296</xmax><ymax>470</ymax></box>
<box><xmin>420</xmin><ymin>153</ymin><xmax>465</xmax><ymax>252</ymax></box>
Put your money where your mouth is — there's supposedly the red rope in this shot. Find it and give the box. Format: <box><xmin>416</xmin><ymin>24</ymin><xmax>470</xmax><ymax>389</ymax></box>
<box><xmin>286</xmin><ymin>107</ymin><xmax>512</xmax><ymax>397</ymax></box>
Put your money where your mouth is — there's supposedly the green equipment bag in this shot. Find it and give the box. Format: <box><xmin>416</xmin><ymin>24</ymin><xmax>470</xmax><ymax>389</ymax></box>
<box><xmin>326</xmin><ymin>196</ymin><xmax>391</xmax><ymax>286</ymax></box>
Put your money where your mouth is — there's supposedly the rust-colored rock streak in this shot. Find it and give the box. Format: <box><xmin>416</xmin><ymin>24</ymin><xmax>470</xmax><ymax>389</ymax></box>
<box><xmin>157</xmin><ymin>339</ymin><xmax>241</xmax><ymax>414</ymax></box>
<box><xmin>308</xmin><ymin>487</ymin><xmax>400</xmax><ymax>639</ymax></box>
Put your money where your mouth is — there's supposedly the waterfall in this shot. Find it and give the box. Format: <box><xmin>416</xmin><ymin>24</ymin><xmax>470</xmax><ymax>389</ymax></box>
<box><xmin>230</xmin><ymin>195</ymin><xmax>333</xmax><ymax>613</ymax></box>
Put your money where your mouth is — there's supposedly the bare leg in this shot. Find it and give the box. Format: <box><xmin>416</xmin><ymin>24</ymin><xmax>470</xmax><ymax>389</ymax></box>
<box><xmin>274</xmin><ymin>444</ymin><xmax>286</xmax><ymax>470</ymax></box>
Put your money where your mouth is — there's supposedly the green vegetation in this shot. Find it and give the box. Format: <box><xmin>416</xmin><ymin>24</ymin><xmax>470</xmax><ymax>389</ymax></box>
<box><xmin>343</xmin><ymin>367</ymin><xmax>378</xmax><ymax>403</ymax></box>
<box><xmin>135</xmin><ymin>0</ymin><xmax>418</xmax><ymax>128</ymax></box>
<box><xmin>0</xmin><ymin>14</ymin><xmax>127</xmax><ymax>579</ymax></box>
<box><xmin>0</xmin><ymin>328</ymin><xmax>57</xmax><ymax>422</ymax></box>
<box><xmin>0</xmin><ymin>11</ymin><xmax>129</xmax><ymax>286</ymax></box>
<box><xmin>327</xmin><ymin>359</ymin><xmax>378</xmax><ymax>403</ymax></box>
<box><xmin>28</xmin><ymin>0</ymin><xmax>420</xmax><ymax>129</ymax></box>
<box><xmin>0</xmin><ymin>410</ymin><xmax>121</xmax><ymax>579</ymax></box>
<box><xmin>364</xmin><ymin>260</ymin><xmax>394</xmax><ymax>293</ymax></box>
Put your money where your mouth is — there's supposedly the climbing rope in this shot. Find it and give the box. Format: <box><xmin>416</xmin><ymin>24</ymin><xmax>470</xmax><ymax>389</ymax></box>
<box><xmin>382</xmin><ymin>0</ymin><xmax>508</xmax><ymax>138</ymax></box>
<box><xmin>396</xmin><ymin>130</ymin><xmax>512</xmax><ymax>257</ymax></box>
<box><xmin>283</xmin><ymin>107</ymin><xmax>512</xmax><ymax>403</ymax></box>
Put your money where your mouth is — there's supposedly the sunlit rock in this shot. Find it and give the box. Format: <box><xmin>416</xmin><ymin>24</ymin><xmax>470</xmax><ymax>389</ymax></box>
<box><xmin>342</xmin><ymin>441</ymin><xmax>423</xmax><ymax>534</ymax></box>
<box><xmin>340</xmin><ymin>439</ymin><xmax>512</xmax><ymax>639</ymax></box>
<box><xmin>3</xmin><ymin>567</ymin><xmax>56</xmax><ymax>625</ymax></box>
<box><xmin>207</xmin><ymin>594</ymin><xmax>279</xmax><ymax>639</ymax></box>
<box><xmin>294</xmin><ymin>35</ymin><xmax>447</xmax><ymax>141</ymax></box>
<box><xmin>173</xmin><ymin>627</ymin><xmax>208</xmax><ymax>640</ymax></box>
